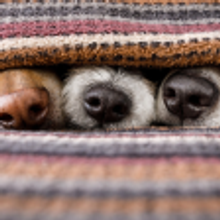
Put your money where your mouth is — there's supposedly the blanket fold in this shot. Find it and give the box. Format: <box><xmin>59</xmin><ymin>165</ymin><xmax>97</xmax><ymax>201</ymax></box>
<box><xmin>1</xmin><ymin>0</ymin><xmax>220</xmax><ymax>69</ymax></box>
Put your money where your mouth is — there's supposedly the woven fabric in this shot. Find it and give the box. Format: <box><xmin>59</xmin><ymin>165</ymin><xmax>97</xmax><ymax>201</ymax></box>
<box><xmin>0</xmin><ymin>129</ymin><xmax>218</xmax><ymax>220</ymax></box>
<box><xmin>1</xmin><ymin>0</ymin><xmax>220</xmax><ymax>69</ymax></box>
<box><xmin>1</xmin><ymin>0</ymin><xmax>220</xmax><ymax>219</ymax></box>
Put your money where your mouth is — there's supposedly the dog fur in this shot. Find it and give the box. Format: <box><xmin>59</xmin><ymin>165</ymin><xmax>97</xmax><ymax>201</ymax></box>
<box><xmin>62</xmin><ymin>66</ymin><xmax>156</xmax><ymax>130</ymax></box>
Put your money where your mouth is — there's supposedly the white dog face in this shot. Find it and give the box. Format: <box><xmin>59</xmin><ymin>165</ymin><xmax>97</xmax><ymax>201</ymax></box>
<box><xmin>0</xmin><ymin>69</ymin><xmax>65</xmax><ymax>130</ymax></box>
<box><xmin>156</xmin><ymin>67</ymin><xmax>220</xmax><ymax>127</ymax></box>
<box><xmin>62</xmin><ymin>66</ymin><xmax>156</xmax><ymax>130</ymax></box>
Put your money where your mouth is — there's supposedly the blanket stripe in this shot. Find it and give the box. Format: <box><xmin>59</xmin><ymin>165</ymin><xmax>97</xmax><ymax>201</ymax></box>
<box><xmin>1</xmin><ymin>131</ymin><xmax>220</xmax><ymax>156</ymax></box>
<box><xmin>1</xmin><ymin>1</ymin><xmax>220</xmax><ymax>69</ymax></box>
<box><xmin>0</xmin><ymin>129</ymin><xmax>219</xmax><ymax>219</ymax></box>
<box><xmin>1</xmin><ymin>40</ymin><xmax>220</xmax><ymax>69</ymax></box>
<box><xmin>1</xmin><ymin>3</ymin><xmax>220</xmax><ymax>25</ymax></box>
<box><xmin>2</xmin><ymin>21</ymin><xmax>220</xmax><ymax>38</ymax></box>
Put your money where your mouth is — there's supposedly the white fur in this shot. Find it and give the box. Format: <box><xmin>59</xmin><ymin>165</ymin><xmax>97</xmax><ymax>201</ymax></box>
<box><xmin>62</xmin><ymin>66</ymin><xmax>155</xmax><ymax>130</ymax></box>
<box><xmin>156</xmin><ymin>67</ymin><xmax>220</xmax><ymax>127</ymax></box>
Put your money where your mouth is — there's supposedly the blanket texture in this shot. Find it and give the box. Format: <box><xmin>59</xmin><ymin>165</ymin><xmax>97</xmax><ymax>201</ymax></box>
<box><xmin>1</xmin><ymin>0</ymin><xmax>220</xmax><ymax>69</ymax></box>
<box><xmin>0</xmin><ymin>129</ymin><xmax>219</xmax><ymax>219</ymax></box>
<box><xmin>1</xmin><ymin>0</ymin><xmax>220</xmax><ymax>219</ymax></box>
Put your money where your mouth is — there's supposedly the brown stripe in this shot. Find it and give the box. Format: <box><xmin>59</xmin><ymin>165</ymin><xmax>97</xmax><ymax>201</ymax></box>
<box><xmin>0</xmin><ymin>40</ymin><xmax>219</xmax><ymax>70</ymax></box>
<box><xmin>0</xmin><ymin>160</ymin><xmax>220</xmax><ymax>181</ymax></box>
<box><xmin>0</xmin><ymin>195</ymin><xmax>219</xmax><ymax>214</ymax></box>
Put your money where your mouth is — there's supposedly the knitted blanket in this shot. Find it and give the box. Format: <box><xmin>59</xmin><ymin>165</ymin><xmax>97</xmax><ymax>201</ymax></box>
<box><xmin>1</xmin><ymin>0</ymin><xmax>220</xmax><ymax>69</ymax></box>
<box><xmin>1</xmin><ymin>0</ymin><xmax>220</xmax><ymax>219</ymax></box>
<box><xmin>0</xmin><ymin>128</ymin><xmax>220</xmax><ymax>219</ymax></box>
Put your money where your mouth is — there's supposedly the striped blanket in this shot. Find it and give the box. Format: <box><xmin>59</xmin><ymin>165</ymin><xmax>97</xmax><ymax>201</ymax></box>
<box><xmin>0</xmin><ymin>129</ymin><xmax>220</xmax><ymax>219</ymax></box>
<box><xmin>1</xmin><ymin>0</ymin><xmax>220</xmax><ymax>69</ymax></box>
<box><xmin>1</xmin><ymin>0</ymin><xmax>220</xmax><ymax>219</ymax></box>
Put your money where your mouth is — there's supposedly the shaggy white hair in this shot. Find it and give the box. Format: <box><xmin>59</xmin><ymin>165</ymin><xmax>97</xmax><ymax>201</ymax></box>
<box><xmin>156</xmin><ymin>67</ymin><xmax>220</xmax><ymax>127</ymax></box>
<box><xmin>62</xmin><ymin>66</ymin><xmax>155</xmax><ymax>130</ymax></box>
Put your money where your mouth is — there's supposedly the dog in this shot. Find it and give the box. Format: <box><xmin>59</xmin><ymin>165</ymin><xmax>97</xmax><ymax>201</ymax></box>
<box><xmin>156</xmin><ymin>67</ymin><xmax>220</xmax><ymax>126</ymax></box>
<box><xmin>62</xmin><ymin>66</ymin><xmax>156</xmax><ymax>130</ymax></box>
<box><xmin>0</xmin><ymin>68</ymin><xmax>65</xmax><ymax>130</ymax></box>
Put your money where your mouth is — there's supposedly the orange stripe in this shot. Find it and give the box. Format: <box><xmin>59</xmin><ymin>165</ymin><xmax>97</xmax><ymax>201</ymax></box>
<box><xmin>0</xmin><ymin>160</ymin><xmax>219</xmax><ymax>181</ymax></box>
<box><xmin>0</xmin><ymin>40</ymin><xmax>219</xmax><ymax>70</ymax></box>
<box><xmin>0</xmin><ymin>195</ymin><xmax>219</xmax><ymax>213</ymax></box>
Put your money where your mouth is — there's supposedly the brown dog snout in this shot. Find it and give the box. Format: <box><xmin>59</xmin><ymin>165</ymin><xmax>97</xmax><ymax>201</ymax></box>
<box><xmin>0</xmin><ymin>88</ymin><xmax>49</xmax><ymax>129</ymax></box>
<box><xmin>163</xmin><ymin>72</ymin><xmax>218</xmax><ymax>120</ymax></box>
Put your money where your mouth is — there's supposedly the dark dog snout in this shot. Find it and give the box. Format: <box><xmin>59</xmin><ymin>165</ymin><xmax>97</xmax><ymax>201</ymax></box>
<box><xmin>84</xmin><ymin>84</ymin><xmax>131</xmax><ymax>124</ymax></box>
<box><xmin>163</xmin><ymin>72</ymin><xmax>218</xmax><ymax>120</ymax></box>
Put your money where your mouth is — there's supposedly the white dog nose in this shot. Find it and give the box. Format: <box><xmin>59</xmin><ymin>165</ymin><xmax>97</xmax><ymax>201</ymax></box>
<box><xmin>84</xmin><ymin>84</ymin><xmax>131</xmax><ymax>124</ymax></box>
<box><xmin>163</xmin><ymin>72</ymin><xmax>218</xmax><ymax>120</ymax></box>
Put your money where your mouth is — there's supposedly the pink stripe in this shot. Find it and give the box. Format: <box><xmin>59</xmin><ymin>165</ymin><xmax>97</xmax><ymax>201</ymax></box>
<box><xmin>0</xmin><ymin>154</ymin><xmax>219</xmax><ymax>165</ymax></box>
<box><xmin>1</xmin><ymin>20</ymin><xmax>220</xmax><ymax>38</ymax></box>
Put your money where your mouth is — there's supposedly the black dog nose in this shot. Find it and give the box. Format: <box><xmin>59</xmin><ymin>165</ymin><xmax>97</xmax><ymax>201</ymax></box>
<box><xmin>84</xmin><ymin>84</ymin><xmax>131</xmax><ymax>124</ymax></box>
<box><xmin>163</xmin><ymin>73</ymin><xmax>218</xmax><ymax>120</ymax></box>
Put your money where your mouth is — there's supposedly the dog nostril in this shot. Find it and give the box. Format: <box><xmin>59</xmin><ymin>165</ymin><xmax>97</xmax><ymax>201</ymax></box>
<box><xmin>112</xmin><ymin>104</ymin><xmax>127</xmax><ymax>116</ymax></box>
<box><xmin>24</xmin><ymin>88</ymin><xmax>49</xmax><ymax>127</ymax></box>
<box><xmin>29</xmin><ymin>104</ymin><xmax>44</xmax><ymax>118</ymax></box>
<box><xmin>164</xmin><ymin>88</ymin><xmax>176</xmax><ymax>98</ymax></box>
<box><xmin>188</xmin><ymin>95</ymin><xmax>201</xmax><ymax>106</ymax></box>
<box><xmin>0</xmin><ymin>113</ymin><xmax>13</xmax><ymax>123</ymax></box>
<box><xmin>87</xmin><ymin>97</ymin><xmax>101</xmax><ymax>107</ymax></box>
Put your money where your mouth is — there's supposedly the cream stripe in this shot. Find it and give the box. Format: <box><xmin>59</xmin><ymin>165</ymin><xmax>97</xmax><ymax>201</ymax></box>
<box><xmin>0</xmin><ymin>159</ymin><xmax>219</xmax><ymax>181</ymax></box>
<box><xmin>1</xmin><ymin>32</ymin><xmax>220</xmax><ymax>52</ymax></box>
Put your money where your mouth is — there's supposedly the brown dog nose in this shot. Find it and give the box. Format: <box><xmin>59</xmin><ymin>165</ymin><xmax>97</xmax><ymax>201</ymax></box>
<box><xmin>0</xmin><ymin>88</ymin><xmax>49</xmax><ymax>129</ymax></box>
<box><xmin>163</xmin><ymin>73</ymin><xmax>218</xmax><ymax>120</ymax></box>
<box><xmin>84</xmin><ymin>84</ymin><xmax>131</xmax><ymax>124</ymax></box>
